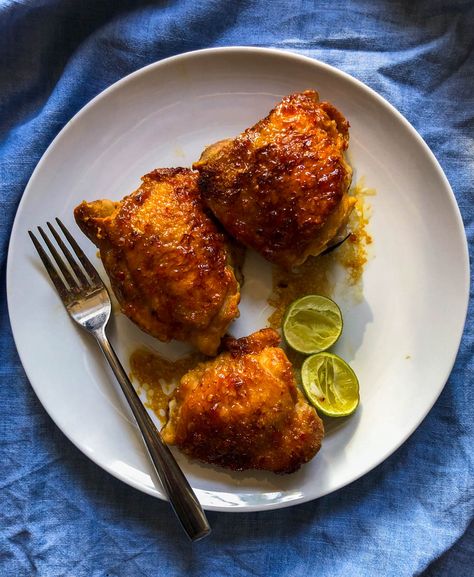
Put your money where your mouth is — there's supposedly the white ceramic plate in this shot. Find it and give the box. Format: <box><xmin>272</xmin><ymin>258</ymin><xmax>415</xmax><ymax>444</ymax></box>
<box><xmin>7</xmin><ymin>48</ymin><xmax>469</xmax><ymax>512</ymax></box>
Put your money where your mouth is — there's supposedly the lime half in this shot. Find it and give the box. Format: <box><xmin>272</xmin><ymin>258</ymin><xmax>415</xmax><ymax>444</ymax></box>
<box><xmin>283</xmin><ymin>295</ymin><xmax>343</xmax><ymax>354</ymax></box>
<box><xmin>302</xmin><ymin>352</ymin><xmax>359</xmax><ymax>417</ymax></box>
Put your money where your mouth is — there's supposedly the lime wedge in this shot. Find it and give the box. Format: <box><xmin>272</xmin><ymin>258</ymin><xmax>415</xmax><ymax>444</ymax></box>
<box><xmin>301</xmin><ymin>352</ymin><xmax>359</xmax><ymax>417</ymax></box>
<box><xmin>282</xmin><ymin>295</ymin><xmax>343</xmax><ymax>354</ymax></box>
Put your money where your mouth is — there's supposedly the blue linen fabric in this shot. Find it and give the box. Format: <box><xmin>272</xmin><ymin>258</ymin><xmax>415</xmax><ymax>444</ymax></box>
<box><xmin>1</xmin><ymin>0</ymin><xmax>472</xmax><ymax>575</ymax></box>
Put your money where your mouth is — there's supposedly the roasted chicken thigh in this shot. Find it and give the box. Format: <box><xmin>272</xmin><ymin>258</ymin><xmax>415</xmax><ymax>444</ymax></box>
<box><xmin>194</xmin><ymin>90</ymin><xmax>355</xmax><ymax>269</ymax></box>
<box><xmin>161</xmin><ymin>328</ymin><xmax>324</xmax><ymax>473</ymax></box>
<box><xmin>74</xmin><ymin>168</ymin><xmax>240</xmax><ymax>355</ymax></box>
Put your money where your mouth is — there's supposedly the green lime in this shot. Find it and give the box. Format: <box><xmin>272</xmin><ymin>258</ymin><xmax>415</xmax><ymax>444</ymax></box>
<box><xmin>282</xmin><ymin>295</ymin><xmax>343</xmax><ymax>354</ymax></box>
<box><xmin>301</xmin><ymin>352</ymin><xmax>359</xmax><ymax>417</ymax></box>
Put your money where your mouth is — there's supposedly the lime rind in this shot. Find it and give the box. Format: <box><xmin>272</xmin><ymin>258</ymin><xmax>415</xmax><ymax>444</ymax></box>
<box><xmin>301</xmin><ymin>352</ymin><xmax>359</xmax><ymax>417</ymax></box>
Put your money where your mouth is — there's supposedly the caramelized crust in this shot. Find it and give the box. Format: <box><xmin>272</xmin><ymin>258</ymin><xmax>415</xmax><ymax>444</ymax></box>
<box><xmin>194</xmin><ymin>91</ymin><xmax>354</xmax><ymax>269</ymax></box>
<box><xmin>74</xmin><ymin>168</ymin><xmax>240</xmax><ymax>355</ymax></box>
<box><xmin>161</xmin><ymin>328</ymin><xmax>324</xmax><ymax>473</ymax></box>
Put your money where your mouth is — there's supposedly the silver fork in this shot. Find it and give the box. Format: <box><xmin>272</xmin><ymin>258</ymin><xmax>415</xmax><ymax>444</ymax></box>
<box><xmin>29</xmin><ymin>218</ymin><xmax>210</xmax><ymax>542</ymax></box>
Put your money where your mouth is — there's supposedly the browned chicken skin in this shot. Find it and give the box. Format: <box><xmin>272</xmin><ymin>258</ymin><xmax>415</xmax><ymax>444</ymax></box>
<box><xmin>194</xmin><ymin>90</ymin><xmax>355</xmax><ymax>269</ymax></box>
<box><xmin>74</xmin><ymin>168</ymin><xmax>240</xmax><ymax>356</ymax></box>
<box><xmin>161</xmin><ymin>328</ymin><xmax>324</xmax><ymax>473</ymax></box>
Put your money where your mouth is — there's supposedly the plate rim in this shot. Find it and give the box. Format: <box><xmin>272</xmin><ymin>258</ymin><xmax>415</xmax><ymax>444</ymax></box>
<box><xmin>7</xmin><ymin>46</ymin><xmax>470</xmax><ymax>512</ymax></box>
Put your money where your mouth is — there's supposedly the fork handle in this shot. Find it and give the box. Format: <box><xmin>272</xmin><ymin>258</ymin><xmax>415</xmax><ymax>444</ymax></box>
<box><xmin>93</xmin><ymin>328</ymin><xmax>211</xmax><ymax>541</ymax></box>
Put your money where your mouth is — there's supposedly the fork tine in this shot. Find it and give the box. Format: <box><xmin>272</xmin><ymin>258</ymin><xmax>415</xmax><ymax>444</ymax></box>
<box><xmin>47</xmin><ymin>221</ymin><xmax>89</xmax><ymax>287</ymax></box>
<box><xmin>38</xmin><ymin>226</ymin><xmax>79</xmax><ymax>290</ymax></box>
<box><xmin>55</xmin><ymin>218</ymin><xmax>103</xmax><ymax>285</ymax></box>
<box><xmin>29</xmin><ymin>230</ymin><xmax>70</xmax><ymax>301</ymax></box>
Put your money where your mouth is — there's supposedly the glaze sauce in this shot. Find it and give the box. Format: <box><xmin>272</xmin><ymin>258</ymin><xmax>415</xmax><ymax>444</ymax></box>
<box><xmin>130</xmin><ymin>349</ymin><xmax>203</xmax><ymax>424</ymax></box>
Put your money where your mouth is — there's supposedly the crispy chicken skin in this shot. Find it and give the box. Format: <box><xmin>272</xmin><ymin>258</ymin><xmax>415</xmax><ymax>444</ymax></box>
<box><xmin>194</xmin><ymin>90</ymin><xmax>355</xmax><ymax>269</ymax></box>
<box><xmin>74</xmin><ymin>168</ymin><xmax>240</xmax><ymax>356</ymax></box>
<box><xmin>161</xmin><ymin>328</ymin><xmax>324</xmax><ymax>473</ymax></box>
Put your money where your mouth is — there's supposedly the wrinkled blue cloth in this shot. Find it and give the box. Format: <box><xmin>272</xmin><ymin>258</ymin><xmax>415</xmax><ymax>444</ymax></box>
<box><xmin>1</xmin><ymin>1</ymin><xmax>472</xmax><ymax>575</ymax></box>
